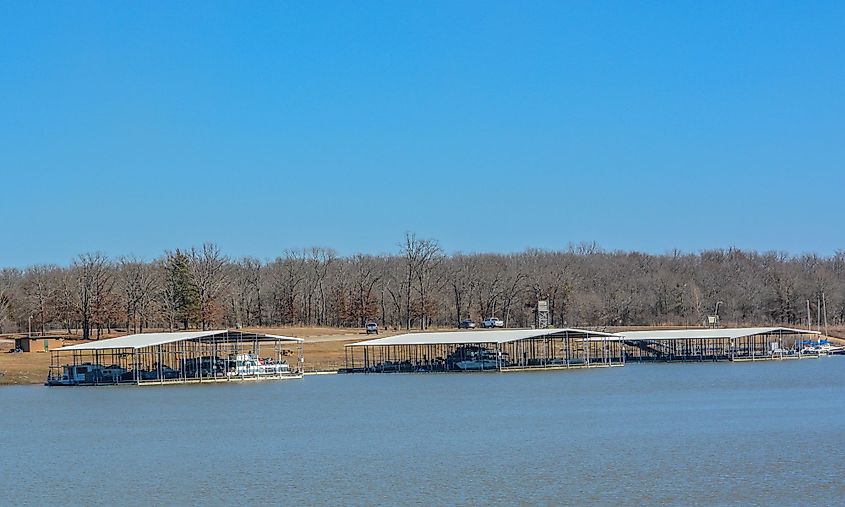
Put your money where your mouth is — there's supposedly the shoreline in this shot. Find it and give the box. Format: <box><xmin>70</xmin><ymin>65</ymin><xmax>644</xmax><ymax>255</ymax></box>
<box><xmin>3</xmin><ymin>326</ymin><xmax>842</xmax><ymax>386</ymax></box>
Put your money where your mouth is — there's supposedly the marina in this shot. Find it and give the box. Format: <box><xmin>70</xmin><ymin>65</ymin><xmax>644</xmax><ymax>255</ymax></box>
<box><xmin>343</xmin><ymin>326</ymin><xmax>823</xmax><ymax>373</ymax></box>
<box><xmin>3</xmin><ymin>2</ymin><xmax>842</xmax><ymax>504</ymax></box>
<box><xmin>343</xmin><ymin>328</ymin><xmax>625</xmax><ymax>373</ymax></box>
<box><xmin>617</xmin><ymin>327</ymin><xmax>822</xmax><ymax>362</ymax></box>
<box><xmin>46</xmin><ymin>330</ymin><xmax>304</xmax><ymax>386</ymax></box>
<box><xmin>799</xmin><ymin>338</ymin><xmax>845</xmax><ymax>356</ymax></box>
<box><xmin>40</xmin><ymin>326</ymin><xmax>830</xmax><ymax>385</ymax></box>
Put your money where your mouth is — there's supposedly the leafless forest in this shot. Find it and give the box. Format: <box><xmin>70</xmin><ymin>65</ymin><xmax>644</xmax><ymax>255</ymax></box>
<box><xmin>1</xmin><ymin>234</ymin><xmax>843</xmax><ymax>338</ymax></box>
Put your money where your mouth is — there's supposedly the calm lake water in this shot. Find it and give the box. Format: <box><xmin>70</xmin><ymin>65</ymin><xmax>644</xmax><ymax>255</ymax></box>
<box><xmin>2</xmin><ymin>359</ymin><xmax>844</xmax><ymax>506</ymax></box>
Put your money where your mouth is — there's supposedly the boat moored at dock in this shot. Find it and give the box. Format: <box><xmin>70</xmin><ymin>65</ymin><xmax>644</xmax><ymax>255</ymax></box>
<box><xmin>345</xmin><ymin>328</ymin><xmax>624</xmax><ymax>373</ymax></box>
<box><xmin>227</xmin><ymin>353</ymin><xmax>292</xmax><ymax>377</ymax></box>
<box><xmin>344</xmin><ymin>327</ymin><xmax>828</xmax><ymax>374</ymax></box>
<box><xmin>46</xmin><ymin>330</ymin><xmax>304</xmax><ymax>386</ymax></box>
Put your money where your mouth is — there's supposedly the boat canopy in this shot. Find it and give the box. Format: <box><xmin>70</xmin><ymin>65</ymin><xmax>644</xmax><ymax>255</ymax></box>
<box><xmin>54</xmin><ymin>330</ymin><xmax>303</xmax><ymax>351</ymax></box>
<box><xmin>348</xmin><ymin>328</ymin><xmax>617</xmax><ymax>347</ymax></box>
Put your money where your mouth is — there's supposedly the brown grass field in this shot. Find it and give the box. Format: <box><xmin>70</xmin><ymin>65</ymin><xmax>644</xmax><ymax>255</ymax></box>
<box><xmin>2</xmin><ymin>325</ymin><xmax>844</xmax><ymax>385</ymax></box>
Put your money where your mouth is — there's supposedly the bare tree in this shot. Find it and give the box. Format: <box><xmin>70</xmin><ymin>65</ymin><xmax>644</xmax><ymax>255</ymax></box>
<box><xmin>447</xmin><ymin>254</ymin><xmax>479</xmax><ymax>325</ymax></box>
<box><xmin>307</xmin><ymin>247</ymin><xmax>337</xmax><ymax>326</ymax></box>
<box><xmin>23</xmin><ymin>265</ymin><xmax>58</xmax><ymax>335</ymax></box>
<box><xmin>188</xmin><ymin>243</ymin><xmax>227</xmax><ymax>331</ymax></box>
<box><xmin>228</xmin><ymin>257</ymin><xmax>263</xmax><ymax>327</ymax></box>
<box><xmin>0</xmin><ymin>268</ymin><xmax>22</xmax><ymax>334</ymax></box>
<box><xmin>402</xmin><ymin>233</ymin><xmax>444</xmax><ymax>330</ymax></box>
<box><xmin>268</xmin><ymin>250</ymin><xmax>307</xmax><ymax>325</ymax></box>
<box><xmin>349</xmin><ymin>254</ymin><xmax>383</xmax><ymax>326</ymax></box>
<box><xmin>118</xmin><ymin>257</ymin><xmax>158</xmax><ymax>333</ymax></box>
<box><xmin>3</xmin><ymin>237</ymin><xmax>845</xmax><ymax>334</ymax></box>
<box><xmin>73</xmin><ymin>253</ymin><xmax>113</xmax><ymax>340</ymax></box>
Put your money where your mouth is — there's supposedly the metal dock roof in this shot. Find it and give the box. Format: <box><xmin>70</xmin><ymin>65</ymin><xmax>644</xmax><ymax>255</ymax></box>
<box><xmin>348</xmin><ymin>328</ymin><xmax>617</xmax><ymax>347</ymax></box>
<box><xmin>55</xmin><ymin>330</ymin><xmax>304</xmax><ymax>351</ymax></box>
<box><xmin>614</xmin><ymin>327</ymin><xmax>819</xmax><ymax>341</ymax></box>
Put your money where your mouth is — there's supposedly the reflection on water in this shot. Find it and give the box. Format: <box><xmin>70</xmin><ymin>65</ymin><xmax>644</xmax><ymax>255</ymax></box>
<box><xmin>2</xmin><ymin>359</ymin><xmax>844</xmax><ymax>506</ymax></box>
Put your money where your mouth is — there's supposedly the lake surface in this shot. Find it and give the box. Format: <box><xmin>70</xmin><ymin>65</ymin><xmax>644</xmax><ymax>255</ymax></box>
<box><xmin>2</xmin><ymin>359</ymin><xmax>844</xmax><ymax>506</ymax></box>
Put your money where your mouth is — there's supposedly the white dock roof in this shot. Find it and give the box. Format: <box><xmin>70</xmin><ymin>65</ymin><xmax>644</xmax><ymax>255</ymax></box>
<box><xmin>614</xmin><ymin>327</ymin><xmax>819</xmax><ymax>341</ymax></box>
<box><xmin>349</xmin><ymin>326</ymin><xmax>820</xmax><ymax>347</ymax></box>
<box><xmin>54</xmin><ymin>330</ymin><xmax>303</xmax><ymax>351</ymax></box>
<box><xmin>348</xmin><ymin>328</ymin><xmax>617</xmax><ymax>347</ymax></box>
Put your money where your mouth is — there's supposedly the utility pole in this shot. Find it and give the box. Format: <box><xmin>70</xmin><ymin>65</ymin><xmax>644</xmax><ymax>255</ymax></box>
<box><xmin>822</xmin><ymin>293</ymin><xmax>829</xmax><ymax>337</ymax></box>
<box><xmin>806</xmin><ymin>300</ymin><xmax>811</xmax><ymax>330</ymax></box>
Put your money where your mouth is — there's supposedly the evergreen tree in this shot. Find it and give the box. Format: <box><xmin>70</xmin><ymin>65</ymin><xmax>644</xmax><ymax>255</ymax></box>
<box><xmin>165</xmin><ymin>250</ymin><xmax>199</xmax><ymax>329</ymax></box>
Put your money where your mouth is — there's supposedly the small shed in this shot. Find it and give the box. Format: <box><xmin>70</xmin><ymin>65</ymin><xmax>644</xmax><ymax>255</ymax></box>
<box><xmin>14</xmin><ymin>337</ymin><xmax>65</xmax><ymax>353</ymax></box>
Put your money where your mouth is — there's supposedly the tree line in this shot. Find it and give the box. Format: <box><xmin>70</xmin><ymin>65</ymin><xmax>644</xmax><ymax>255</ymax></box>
<box><xmin>1</xmin><ymin>235</ymin><xmax>843</xmax><ymax>338</ymax></box>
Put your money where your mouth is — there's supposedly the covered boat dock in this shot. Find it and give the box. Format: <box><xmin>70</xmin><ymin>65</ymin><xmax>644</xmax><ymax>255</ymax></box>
<box><xmin>343</xmin><ymin>328</ymin><xmax>625</xmax><ymax>373</ymax></box>
<box><xmin>47</xmin><ymin>330</ymin><xmax>304</xmax><ymax>385</ymax></box>
<box><xmin>616</xmin><ymin>327</ymin><xmax>821</xmax><ymax>362</ymax></box>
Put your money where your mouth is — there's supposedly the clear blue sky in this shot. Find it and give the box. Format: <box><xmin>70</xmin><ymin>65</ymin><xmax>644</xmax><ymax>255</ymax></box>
<box><xmin>2</xmin><ymin>1</ymin><xmax>843</xmax><ymax>267</ymax></box>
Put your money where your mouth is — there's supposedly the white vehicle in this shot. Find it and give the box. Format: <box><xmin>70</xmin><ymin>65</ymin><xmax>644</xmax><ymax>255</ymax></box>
<box><xmin>365</xmin><ymin>321</ymin><xmax>379</xmax><ymax>334</ymax></box>
<box><xmin>482</xmin><ymin>317</ymin><xmax>504</xmax><ymax>328</ymax></box>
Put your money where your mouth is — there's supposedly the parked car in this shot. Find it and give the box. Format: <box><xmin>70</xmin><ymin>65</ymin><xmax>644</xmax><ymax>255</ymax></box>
<box><xmin>482</xmin><ymin>317</ymin><xmax>504</xmax><ymax>328</ymax></box>
<box><xmin>365</xmin><ymin>321</ymin><xmax>379</xmax><ymax>334</ymax></box>
<box><xmin>458</xmin><ymin>319</ymin><xmax>477</xmax><ymax>329</ymax></box>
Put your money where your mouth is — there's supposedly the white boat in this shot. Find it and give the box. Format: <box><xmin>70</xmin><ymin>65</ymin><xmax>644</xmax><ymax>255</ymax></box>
<box><xmin>46</xmin><ymin>363</ymin><xmax>126</xmax><ymax>385</ymax></box>
<box><xmin>227</xmin><ymin>353</ymin><xmax>291</xmax><ymax>377</ymax></box>
<box><xmin>455</xmin><ymin>358</ymin><xmax>500</xmax><ymax>370</ymax></box>
<box><xmin>47</xmin><ymin>363</ymin><xmax>99</xmax><ymax>385</ymax></box>
<box><xmin>801</xmin><ymin>341</ymin><xmax>845</xmax><ymax>356</ymax></box>
<box><xmin>449</xmin><ymin>346</ymin><xmax>502</xmax><ymax>371</ymax></box>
